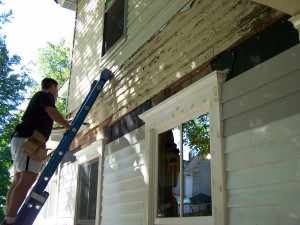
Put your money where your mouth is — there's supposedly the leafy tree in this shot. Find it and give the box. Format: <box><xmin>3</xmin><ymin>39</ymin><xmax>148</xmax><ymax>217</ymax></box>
<box><xmin>0</xmin><ymin>40</ymin><xmax>36</xmax><ymax>130</ymax></box>
<box><xmin>0</xmin><ymin>1</ymin><xmax>36</xmax><ymax>220</ymax></box>
<box><xmin>36</xmin><ymin>38</ymin><xmax>71</xmax><ymax>86</ymax></box>
<box><xmin>35</xmin><ymin>38</ymin><xmax>71</xmax><ymax>120</ymax></box>
<box><xmin>0</xmin><ymin>0</ymin><xmax>12</xmax><ymax>27</ymax></box>
<box><xmin>182</xmin><ymin>113</ymin><xmax>210</xmax><ymax>158</ymax></box>
<box><xmin>0</xmin><ymin>113</ymin><xmax>22</xmax><ymax>219</ymax></box>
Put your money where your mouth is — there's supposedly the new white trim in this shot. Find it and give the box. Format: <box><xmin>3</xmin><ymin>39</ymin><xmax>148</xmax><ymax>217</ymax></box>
<box><xmin>140</xmin><ymin>70</ymin><xmax>226</xmax><ymax>225</ymax></box>
<box><xmin>74</xmin><ymin>138</ymin><xmax>105</xmax><ymax>165</ymax></box>
<box><xmin>74</xmin><ymin>138</ymin><xmax>106</xmax><ymax>225</ymax></box>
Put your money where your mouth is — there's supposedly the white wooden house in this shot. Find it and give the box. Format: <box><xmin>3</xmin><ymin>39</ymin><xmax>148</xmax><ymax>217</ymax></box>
<box><xmin>34</xmin><ymin>0</ymin><xmax>300</xmax><ymax>224</ymax></box>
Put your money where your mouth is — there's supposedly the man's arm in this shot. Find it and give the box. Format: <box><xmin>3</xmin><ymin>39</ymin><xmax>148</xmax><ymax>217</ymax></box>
<box><xmin>45</xmin><ymin>106</ymin><xmax>71</xmax><ymax>129</ymax></box>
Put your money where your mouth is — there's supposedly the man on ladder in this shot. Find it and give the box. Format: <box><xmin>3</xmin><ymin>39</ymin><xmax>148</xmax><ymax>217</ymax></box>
<box><xmin>1</xmin><ymin>78</ymin><xmax>71</xmax><ymax>225</ymax></box>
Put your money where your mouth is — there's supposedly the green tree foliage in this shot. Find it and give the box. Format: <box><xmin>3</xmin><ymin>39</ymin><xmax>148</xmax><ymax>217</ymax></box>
<box><xmin>0</xmin><ymin>0</ymin><xmax>12</xmax><ymax>27</ymax></box>
<box><xmin>0</xmin><ymin>1</ymin><xmax>36</xmax><ymax>220</ymax></box>
<box><xmin>182</xmin><ymin>113</ymin><xmax>210</xmax><ymax>157</ymax></box>
<box><xmin>0</xmin><ymin>39</ymin><xmax>36</xmax><ymax>129</ymax></box>
<box><xmin>0</xmin><ymin>113</ymin><xmax>22</xmax><ymax>218</ymax></box>
<box><xmin>35</xmin><ymin>38</ymin><xmax>71</xmax><ymax>122</ymax></box>
<box><xmin>37</xmin><ymin>38</ymin><xmax>71</xmax><ymax>86</ymax></box>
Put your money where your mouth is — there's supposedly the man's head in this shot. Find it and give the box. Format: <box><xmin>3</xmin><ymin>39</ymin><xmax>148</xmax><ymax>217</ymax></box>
<box><xmin>41</xmin><ymin>78</ymin><xmax>59</xmax><ymax>99</ymax></box>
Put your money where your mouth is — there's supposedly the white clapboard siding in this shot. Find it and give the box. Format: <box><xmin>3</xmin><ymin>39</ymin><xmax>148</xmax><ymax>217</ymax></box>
<box><xmin>224</xmin><ymin>113</ymin><xmax>300</xmax><ymax>154</ymax></box>
<box><xmin>100</xmin><ymin>126</ymin><xmax>146</xmax><ymax>225</ymax></box>
<box><xmin>228</xmin><ymin>182</ymin><xmax>300</xmax><ymax>207</ymax></box>
<box><xmin>227</xmin><ymin>158</ymin><xmax>300</xmax><ymax>189</ymax></box>
<box><xmin>101</xmin><ymin>201</ymin><xmax>144</xmax><ymax>216</ymax></box>
<box><xmin>228</xmin><ymin>205</ymin><xmax>300</xmax><ymax>225</ymax></box>
<box><xmin>223</xmin><ymin>44</ymin><xmax>300</xmax><ymax>225</ymax></box>
<box><xmin>101</xmin><ymin>214</ymin><xmax>143</xmax><ymax>225</ymax></box>
<box><xmin>221</xmin><ymin>46</ymin><xmax>300</xmax><ymax>102</ymax></box>
<box><xmin>222</xmin><ymin>69</ymin><xmax>300</xmax><ymax>120</ymax></box>
<box><xmin>56</xmin><ymin>162</ymin><xmax>77</xmax><ymax>221</ymax></box>
<box><xmin>222</xmin><ymin>44</ymin><xmax>300</xmax><ymax>137</ymax></box>
<box><xmin>225</xmin><ymin>132</ymin><xmax>300</xmax><ymax>171</ymax></box>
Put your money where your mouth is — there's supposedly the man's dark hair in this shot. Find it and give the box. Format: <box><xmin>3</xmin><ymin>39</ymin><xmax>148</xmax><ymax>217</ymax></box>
<box><xmin>41</xmin><ymin>78</ymin><xmax>58</xmax><ymax>90</ymax></box>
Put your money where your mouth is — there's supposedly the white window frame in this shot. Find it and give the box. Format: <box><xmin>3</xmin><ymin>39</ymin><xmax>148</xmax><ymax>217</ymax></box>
<box><xmin>74</xmin><ymin>139</ymin><xmax>106</xmax><ymax>225</ymax></box>
<box><xmin>140</xmin><ymin>71</ymin><xmax>226</xmax><ymax>225</ymax></box>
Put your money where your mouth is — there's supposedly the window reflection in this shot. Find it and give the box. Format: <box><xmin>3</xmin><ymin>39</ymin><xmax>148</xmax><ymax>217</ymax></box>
<box><xmin>157</xmin><ymin>113</ymin><xmax>212</xmax><ymax>218</ymax></box>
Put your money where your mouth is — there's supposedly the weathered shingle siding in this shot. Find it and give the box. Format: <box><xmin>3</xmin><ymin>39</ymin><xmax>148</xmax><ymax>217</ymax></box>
<box><xmin>68</xmin><ymin>0</ymin><xmax>281</xmax><ymax>129</ymax></box>
<box><xmin>222</xmin><ymin>44</ymin><xmax>300</xmax><ymax>225</ymax></box>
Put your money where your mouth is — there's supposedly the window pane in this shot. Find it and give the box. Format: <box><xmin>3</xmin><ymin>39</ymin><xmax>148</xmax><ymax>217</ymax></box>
<box><xmin>182</xmin><ymin>113</ymin><xmax>212</xmax><ymax>217</ymax></box>
<box><xmin>157</xmin><ymin>129</ymin><xmax>180</xmax><ymax>218</ymax></box>
<box><xmin>105</xmin><ymin>0</ymin><xmax>115</xmax><ymax>11</ymax></box>
<box><xmin>102</xmin><ymin>0</ymin><xmax>125</xmax><ymax>56</ymax></box>
<box><xmin>88</xmin><ymin>162</ymin><xmax>99</xmax><ymax>219</ymax></box>
<box><xmin>78</xmin><ymin>160</ymin><xmax>99</xmax><ymax>221</ymax></box>
<box><xmin>157</xmin><ymin>113</ymin><xmax>211</xmax><ymax>218</ymax></box>
<box><xmin>78</xmin><ymin>164</ymin><xmax>90</xmax><ymax>220</ymax></box>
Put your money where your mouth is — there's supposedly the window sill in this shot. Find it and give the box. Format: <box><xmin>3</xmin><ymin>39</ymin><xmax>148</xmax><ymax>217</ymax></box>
<box><xmin>155</xmin><ymin>216</ymin><xmax>213</xmax><ymax>225</ymax></box>
<box><xmin>101</xmin><ymin>34</ymin><xmax>127</xmax><ymax>61</ymax></box>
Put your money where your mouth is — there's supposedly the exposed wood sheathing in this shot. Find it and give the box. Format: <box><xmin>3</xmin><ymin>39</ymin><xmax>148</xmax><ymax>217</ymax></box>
<box><xmin>68</xmin><ymin>0</ymin><xmax>281</xmax><ymax>134</ymax></box>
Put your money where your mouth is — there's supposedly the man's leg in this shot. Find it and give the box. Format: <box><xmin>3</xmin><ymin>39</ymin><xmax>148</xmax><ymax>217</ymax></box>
<box><xmin>5</xmin><ymin>172</ymin><xmax>21</xmax><ymax>214</ymax></box>
<box><xmin>6</xmin><ymin>171</ymin><xmax>38</xmax><ymax>217</ymax></box>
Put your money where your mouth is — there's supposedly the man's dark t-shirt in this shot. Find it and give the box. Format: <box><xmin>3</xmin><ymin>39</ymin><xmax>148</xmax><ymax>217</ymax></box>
<box><xmin>15</xmin><ymin>91</ymin><xmax>56</xmax><ymax>140</ymax></box>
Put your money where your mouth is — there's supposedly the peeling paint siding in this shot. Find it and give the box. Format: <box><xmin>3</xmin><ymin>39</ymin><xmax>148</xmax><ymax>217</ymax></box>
<box><xmin>68</xmin><ymin>0</ymin><xmax>191</xmax><ymax>115</ymax></box>
<box><xmin>109</xmin><ymin>0</ymin><xmax>277</xmax><ymax>122</ymax></box>
<box><xmin>68</xmin><ymin>0</ymin><xmax>279</xmax><ymax>128</ymax></box>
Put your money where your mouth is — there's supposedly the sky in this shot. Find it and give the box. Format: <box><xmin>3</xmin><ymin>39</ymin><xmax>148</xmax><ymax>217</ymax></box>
<box><xmin>1</xmin><ymin>0</ymin><xmax>76</xmax><ymax>82</ymax></box>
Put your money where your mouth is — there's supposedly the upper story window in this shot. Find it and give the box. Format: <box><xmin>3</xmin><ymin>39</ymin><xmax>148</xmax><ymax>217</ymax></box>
<box><xmin>140</xmin><ymin>71</ymin><xmax>226</xmax><ymax>225</ymax></box>
<box><xmin>102</xmin><ymin>0</ymin><xmax>126</xmax><ymax>56</ymax></box>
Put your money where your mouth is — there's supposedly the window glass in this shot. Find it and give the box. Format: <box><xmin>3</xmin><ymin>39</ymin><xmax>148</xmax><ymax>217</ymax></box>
<box><xmin>102</xmin><ymin>0</ymin><xmax>126</xmax><ymax>56</ymax></box>
<box><xmin>157</xmin><ymin>113</ymin><xmax>211</xmax><ymax>218</ymax></box>
<box><xmin>77</xmin><ymin>160</ymin><xmax>99</xmax><ymax>221</ymax></box>
<box><xmin>105</xmin><ymin>0</ymin><xmax>115</xmax><ymax>10</ymax></box>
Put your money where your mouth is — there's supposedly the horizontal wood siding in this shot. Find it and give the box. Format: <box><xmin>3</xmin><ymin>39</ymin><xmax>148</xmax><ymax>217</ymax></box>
<box><xmin>222</xmin><ymin>44</ymin><xmax>300</xmax><ymax>137</ymax></box>
<box><xmin>100</xmin><ymin>126</ymin><xmax>146</xmax><ymax>225</ymax></box>
<box><xmin>68</xmin><ymin>0</ymin><xmax>280</xmax><ymax>131</ymax></box>
<box><xmin>223</xmin><ymin>44</ymin><xmax>300</xmax><ymax>225</ymax></box>
<box><xmin>56</xmin><ymin>162</ymin><xmax>77</xmax><ymax>224</ymax></box>
<box><xmin>68</xmin><ymin>0</ymin><xmax>190</xmax><ymax>119</ymax></box>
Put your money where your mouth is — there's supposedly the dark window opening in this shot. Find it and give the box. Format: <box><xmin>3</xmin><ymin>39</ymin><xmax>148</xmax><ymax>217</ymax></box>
<box><xmin>77</xmin><ymin>159</ymin><xmax>99</xmax><ymax>223</ymax></box>
<box><xmin>102</xmin><ymin>0</ymin><xmax>126</xmax><ymax>56</ymax></box>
